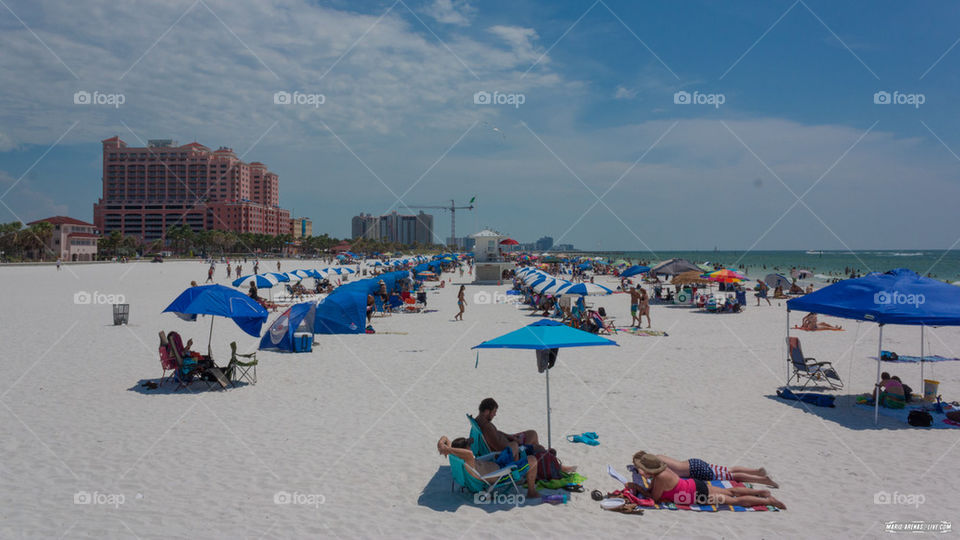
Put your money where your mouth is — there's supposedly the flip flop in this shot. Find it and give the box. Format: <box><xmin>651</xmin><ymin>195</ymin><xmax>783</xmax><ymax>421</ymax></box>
<box><xmin>566</xmin><ymin>434</ymin><xmax>600</xmax><ymax>446</ymax></box>
<box><xmin>582</xmin><ymin>432</ymin><xmax>599</xmax><ymax>441</ymax></box>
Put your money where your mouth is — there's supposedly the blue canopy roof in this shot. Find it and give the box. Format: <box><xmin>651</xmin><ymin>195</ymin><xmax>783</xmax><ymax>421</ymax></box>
<box><xmin>163</xmin><ymin>284</ymin><xmax>268</xmax><ymax>337</ymax></box>
<box><xmin>786</xmin><ymin>268</ymin><xmax>960</xmax><ymax>326</ymax></box>
<box><xmin>621</xmin><ymin>265</ymin><xmax>650</xmax><ymax>278</ymax></box>
<box><xmin>473</xmin><ymin>319</ymin><xmax>618</xmax><ymax>350</ymax></box>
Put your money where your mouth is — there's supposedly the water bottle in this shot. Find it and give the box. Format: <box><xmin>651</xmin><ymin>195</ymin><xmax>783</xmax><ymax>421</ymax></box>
<box><xmin>544</xmin><ymin>494</ymin><xmax>567</xmax><ymax>504</ymax></box>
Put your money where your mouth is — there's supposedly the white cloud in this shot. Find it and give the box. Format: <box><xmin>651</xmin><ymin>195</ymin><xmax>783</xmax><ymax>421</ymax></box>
<box><xmin>424</xmin><ymin>0</ymin><xmax>475</xmax><ymax>26</ymax></box>
<box><xmin>614</xmin><ymin>85</ymin><xmax>636</xmax><ymax>100</ymax></box>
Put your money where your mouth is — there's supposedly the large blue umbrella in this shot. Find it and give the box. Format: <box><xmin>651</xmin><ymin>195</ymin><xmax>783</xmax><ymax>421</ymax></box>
<box><xmin>473</xmin><ymin>319</ymin><xmax>618</xmax><ymax>447</ymax></box>
<box><xmin>621</xmin><ymin>265</ymin><xmax>650</xmax><ymax>278</ymax></box>
<box><xmin>163</xmin><ymin>284</ymin><xmax>269</xmax><ymax>356</ymax></box>
<box><xmin>562</xmin><ymin>282</ymin><xmax>613</xmax><ymax>295</ymax></box>
<box><xmin>268</xmin><ymin>272</ymin><xmax>291</xmax><ymax>283</ymax></box>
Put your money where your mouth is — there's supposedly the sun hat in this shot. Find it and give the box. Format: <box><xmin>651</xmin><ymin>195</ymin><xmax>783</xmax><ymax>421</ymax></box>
<box><xmin>632</xmin><ymin>451</ymin><xmax>666</xmax><ymax>474</ymax></box>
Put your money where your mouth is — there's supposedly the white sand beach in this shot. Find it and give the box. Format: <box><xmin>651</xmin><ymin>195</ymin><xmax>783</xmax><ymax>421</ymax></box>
<box><xmin>1</xmin><ymin>260</ymin><xmax>958</xmax><ymax>539</ymax></box>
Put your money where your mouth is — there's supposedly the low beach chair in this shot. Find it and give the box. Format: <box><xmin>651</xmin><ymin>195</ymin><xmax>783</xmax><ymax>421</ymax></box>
<box><xmin>448</xmin><ymin>454</ymin><xmax>527</xmax><ymax>499</ymax></box>
<box><xmin>161</xmin><ymin>331</ymin><xmax>211</xmax><ymax>391</ymax></box>
<box><xmin>158</xmin><ymin>339</ymin><xmax>178</xmax><ymax>385</ymax></box>
<box><xmin>466</xmin><ymin>414</ymin><xmax>494</xmax><ymax>456</ymax></box>
<box><xmin>227</xmin><ymin>341</ymin><xmax>258</xmax><ymax>384</ymax></box>
<box><xmin>787</xmin><ymin>336</ymin><xmax>843</xmax><ymax>390</ymax></box>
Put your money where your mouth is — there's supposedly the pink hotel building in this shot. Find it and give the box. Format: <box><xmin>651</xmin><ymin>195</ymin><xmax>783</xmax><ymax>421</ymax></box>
<box><xmin>93</xmin><ymin>137</ymin><xmax>291</xmax><ymax>241</ymax></box>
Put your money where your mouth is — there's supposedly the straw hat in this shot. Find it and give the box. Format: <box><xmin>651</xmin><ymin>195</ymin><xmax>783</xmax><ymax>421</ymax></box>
<box><xmin>632</xmin><ymin>451</ymin><xmax>666</xmax><ymax>474</ymax></box>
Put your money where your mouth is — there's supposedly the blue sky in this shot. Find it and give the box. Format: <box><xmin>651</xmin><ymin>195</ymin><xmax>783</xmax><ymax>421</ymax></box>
<box><xmin>1</xmin><ymin>0</ymin><xmax>959</xmax><ymax>251</ymax></box>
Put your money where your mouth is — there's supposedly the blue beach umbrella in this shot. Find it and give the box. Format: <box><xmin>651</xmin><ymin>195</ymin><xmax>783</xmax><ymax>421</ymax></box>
<box><xmin>621</xmin><ymin>265</ymin><xmax>650</xmax><ymax>278</ymax></box>
<box><xmin>232</xmin><ymin>274</ymin><xmax>278</xmax><ymax>288</ymax></box>
<box><xmin>268</xmin><ymin>272</ymin><xmax>291</xmax><ymax>283</ymax></box>
<box><xmin>473</xmin><ymin>319</ymin><xmax>618</xmax><ymax>447</ymax></box>
<box><xmin>562</xmin><ymin>283</ymin><xmax>613</xmax><ymax>295</ymax></box>
<box><xmin>163</xmin><ymin>284</ymin><xmax>269</xmax><ymax>356</ymax></box>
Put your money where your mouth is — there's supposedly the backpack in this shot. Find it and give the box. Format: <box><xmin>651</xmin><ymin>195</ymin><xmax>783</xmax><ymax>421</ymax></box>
<box><xmin>908</xmin><ymin>410</ymin><xmax>933</xmax><ymax>427</ymax></box>
<box><xmin>534</xmin><ymin>449</ymin><xmax>563</xmax><ymax>480</ymax></box>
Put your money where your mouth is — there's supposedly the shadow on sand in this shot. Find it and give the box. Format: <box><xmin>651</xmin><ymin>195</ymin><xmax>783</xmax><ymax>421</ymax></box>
<box><xmin>765</xmin><ymin>392</ymin><xmax>945</xmax><ymax>431</ymax></box>
<box><xmin>417</xmin><ymin>465</ymin><xmax>538</xmax><ymax>513</ymax></box>
<box><xmin>127</xmin><ymin>378</ymin><xmax>250</xmax><ymax>395</ymax></box>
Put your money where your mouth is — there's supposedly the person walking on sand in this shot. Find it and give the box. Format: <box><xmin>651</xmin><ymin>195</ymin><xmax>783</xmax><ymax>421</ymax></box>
<box><xmin>254</xmin><ymin>261</ymin><xmax>259</xmax><ymax>275</ymax></box>
<box><xmin>629</xmin><ymin>286</ymin><xmax>642</xmax><ymax>326</ymax></box>
<box><xmin>755</xmin><ymin>280</ymin><xmax>771</xmax><ymax>306</ymax></box>
<box><xmin>226</xmin><ymin>264</ymin><xmax>232</xmax><ymax>278</ymax></box>
<box><xmin>236</xmin><ymin>263</ymin><xmax>242</xmax><ymax>277</ymax></box>
<box><xmin>454</xmin><ymin>285</ymin><xmax>466</xmax><ymax>321</ymax></box>
<box><xmin>206</xmin><ymin>264</ymin><xmax>214</xmax><ymax>283</ymax></box>
<box><xmin>277</xmin><ymin>261</ymin><xmax>281</xmax><ymax>272</ymax></box>
<box><xmin>56</xmin><ymin>257</ymin><xmax>62</xmax><ymax>271</ymax></box>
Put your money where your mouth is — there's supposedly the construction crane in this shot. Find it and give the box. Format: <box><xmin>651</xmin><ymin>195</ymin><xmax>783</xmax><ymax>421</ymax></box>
<box><xmin>408</xmin><ymin>197</ymin><xmax>475</xmax><ymax>248</ymax></box>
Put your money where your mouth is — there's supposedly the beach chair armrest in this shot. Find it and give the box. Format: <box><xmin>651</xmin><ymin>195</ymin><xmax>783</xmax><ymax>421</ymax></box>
<box><xmin>480</xmin><ymin>465</ymin><xmax>519</xmax><ymax>480</ymax></box>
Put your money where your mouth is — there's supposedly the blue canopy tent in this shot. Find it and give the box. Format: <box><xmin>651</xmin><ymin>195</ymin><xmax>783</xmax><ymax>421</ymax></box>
<box><xmin>621</xmin><ymin>265</ymin><xmax>650</xmax><ymax>278</ymax></box>
<box><xmin>163</xmin><ymin>284</ymin><xmax>269</xmax><ymax>356</ymax></box>
<box><xmin>259</xmin><ymin>301</ymin><xmax>316</xmax><ymax>352</ymax></box>
<box><xmin>472</xmin><ymin>319</ymin><xmax>618</xmax><ymax>447</ymax></box>
<box><xmin>786</xmin><ymin>268</ymin><xmax>960</xmax><ymax>423</ymax></box>
<box><xmin>314</xmin><ymin>291</ymin><xmax>368</xmax><ymax>334</ymax></box>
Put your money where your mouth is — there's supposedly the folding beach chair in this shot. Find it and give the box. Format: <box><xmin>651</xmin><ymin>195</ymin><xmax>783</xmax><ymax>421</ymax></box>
<box><xmin>373</xmin><ymin>296</ymin><xmax>390</xmax><ymax>317</ymax></box>
<box><xmin>158</xmin><ymin>339</ymin><xmax>178</xmax><ymax>386</ymax></box>
<box><xmin>226</xmin><ymin>341</ymin><xmax>258</xmax><ymax>385</ymax></box>
<box><xmin>787</xmin><ymin>336</ymin><xmax>843</xmax><ymax>390</ymax></box>
<box><xmin>466</xmin><ymin>414</ymin><xmax>494</xmax><ymax>456</ymax></box>
<box><xmin>448</xmin><ymin>454</ymin><xmax>527</xmax><ymax>500</ymax></box>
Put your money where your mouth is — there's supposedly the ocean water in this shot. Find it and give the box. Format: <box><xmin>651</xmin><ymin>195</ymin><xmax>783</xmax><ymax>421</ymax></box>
<box><xmin>576</xmin><ymin>250</ymin><xmax>960</xmax><ymax>282</ymax></box>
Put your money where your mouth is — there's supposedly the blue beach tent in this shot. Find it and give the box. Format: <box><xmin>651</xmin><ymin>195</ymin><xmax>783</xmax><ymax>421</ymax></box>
<box><xmin>314</xmin><ymin>291</ymin><xmax>368</xmax><ymax>334</ymax></box>
<box><xmin>786</xmin><ymin>268</ymin><xmax>960</xmax><ymax>423</ymax></box>
<box><xmin>259</xmin><ymin>301</ymin><xmax>316</xmax><ymax>352</ymax></box>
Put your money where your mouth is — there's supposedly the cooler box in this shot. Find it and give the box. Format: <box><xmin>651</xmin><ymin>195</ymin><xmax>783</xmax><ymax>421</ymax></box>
<box><xmin>293</xmin><ymin>333</ymin><xmax>313</xmax><ymax>353</ymax></box>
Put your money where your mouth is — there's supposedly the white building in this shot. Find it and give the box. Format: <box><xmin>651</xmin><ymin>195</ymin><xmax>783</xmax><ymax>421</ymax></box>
<box><xmin>470</xmin><ymin>229</ymin><xmax>515</xmax><ymax>282</ymax></box>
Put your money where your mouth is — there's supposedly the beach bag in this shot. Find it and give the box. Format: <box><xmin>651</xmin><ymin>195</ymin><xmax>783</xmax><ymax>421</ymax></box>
<box><xmin>908</xmin><ymin>410</ymin><xmax>933</xmax><ymax>427</ymax></box>
<box><xmin>534</xmin><ymin>449</ymin><xmax>563</xmax><ymax>480</ymax></box>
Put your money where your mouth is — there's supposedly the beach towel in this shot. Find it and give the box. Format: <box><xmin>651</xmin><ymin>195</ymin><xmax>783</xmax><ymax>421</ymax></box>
<box><xmin>609</xmin><ymin>466</ymin><xmax>780</xmax><ymax>512</ymax></box>
<box><xmin>872</xmin><ymin>353</ymin><xmax>960</xmax><ymax>364</ymax></box>
<box><xmin>615</xmin><ymin>328</ymin><xmax>669</xmax><ymax>337</ymax></box>
<box><xmin>792</xmin><ymin>325</ymin><xmax>844</xmax><ymax>332</ymax></box>
<box><xmin>777</xmin><ymin>387</ymin><xmax>836</xmax><ymax>407</ymax></box>
<box><xmin>854</xmin><ymin>401</ymin><xmax>960</xmax><ymax>429</ymax></box>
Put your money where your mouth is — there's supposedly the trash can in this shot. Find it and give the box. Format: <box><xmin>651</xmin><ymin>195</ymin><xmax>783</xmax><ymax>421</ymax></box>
<box><xmin>113</xmin><ymin>303</ymin><xmax>129</xmax><ymax>325</ymax></box>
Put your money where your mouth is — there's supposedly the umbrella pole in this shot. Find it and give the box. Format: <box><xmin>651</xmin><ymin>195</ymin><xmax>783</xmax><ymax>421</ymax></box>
<box><xmin>546</xmin><ymin>365</ymin><xmax>552</xmax><ymax>450</ymax></box>
<box><xmin>875</xmin><ymin>325</ymin><xmax>883</xmax><ymax>425</ymax></box>
<box><xmin>208</xmin><ymin>316</ymin><xmax>215</xmax><ymax>358</ymax></box>
<box><xmin>785</xmin><ymin>311</ymin><xmax>790</xmax><ymax>385</ymax></box>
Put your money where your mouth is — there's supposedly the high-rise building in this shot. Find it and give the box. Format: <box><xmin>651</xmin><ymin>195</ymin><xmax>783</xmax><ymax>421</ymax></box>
<box><xmin>446</xmin><ymin>236</ymin><xmax>475</xmax><ymax>250</ymax></box>
<box><xmin>290</xmin><ymin>217</ymin><xmax>312</xmax><ymax>239</ymax></box>
<box><xmin>535</xmin><ymin>236</ymin><xmax>554</xmax><ymax>251</ymax></box>
<box><xmin>351</xmin><ymin>211</ymin><xmax>433</xmax><ymax>245</ymax></box>
<box><xmin>93</xmin><ymin>137</ymin><xmax>292</xmax><ymax>241</ymax></box>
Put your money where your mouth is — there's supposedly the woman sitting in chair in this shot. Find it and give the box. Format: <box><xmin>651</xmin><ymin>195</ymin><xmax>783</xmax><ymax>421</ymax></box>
<box><xmin>437</xmin><ymin>436</ymin><xmax>540</xmax><ymax>499</ymax></box>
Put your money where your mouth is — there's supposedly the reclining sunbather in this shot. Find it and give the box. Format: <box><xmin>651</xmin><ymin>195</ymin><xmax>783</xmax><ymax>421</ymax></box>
<box><xmin>627</xmin><ymin>452</ymin><xmax>786</xmax><ymax>509</ymax></box>
<box><xmin>800</xmin><ymin>313</ymin><xmax>841</xmax><ymax>331</ymax></box>
<box><xmin>649</xmin><ymin>453</ymin><xmax>777</xmax><ymax>487</ymax></box>
<box><xmin>437</xmin><ymin>436</ymin><xmax>540</xmax><ymax>499</ymax></box>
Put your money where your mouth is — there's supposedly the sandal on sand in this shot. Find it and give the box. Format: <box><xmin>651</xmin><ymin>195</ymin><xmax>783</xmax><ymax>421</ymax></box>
<box><xmin>566</xmin><ymin>434</ymin><xmax>600</xmax><ymax>446</ymax></box>
<box><xmin>562</xmin><ymin>484</ymin><xmax>585</xmax><ymax>492</ymax></box>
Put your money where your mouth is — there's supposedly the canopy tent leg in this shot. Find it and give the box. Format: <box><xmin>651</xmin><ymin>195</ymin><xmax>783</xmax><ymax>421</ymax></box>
<box><xmin>875</xmin><ymin>324</ymin><xmax>883</xmax><ymax>425</ymax></box>
<box><xmin>920</xmin><ymin>325</ymin><xmax>924</xmax><ymax>399</ymax></box>
<box><xmin>208</xmin><ymin>316</ymin><xmax>215</xmax><ymax>358</ymax></box>
<box><xmin>785</xmin><ymin>311</ymin><xmax>791</xmax><ymax>385</ymax></box>
<box><xmin>546</xmin><ymin>366</ymin><xmax>552</xmax><ymax>449</ymax></box>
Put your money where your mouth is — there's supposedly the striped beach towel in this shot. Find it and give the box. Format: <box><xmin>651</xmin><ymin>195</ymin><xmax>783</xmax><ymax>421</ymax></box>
<box><xmin>616</xmin><ymin>466</ymin><xmax>781</xmax><ymax>512</ymax></box>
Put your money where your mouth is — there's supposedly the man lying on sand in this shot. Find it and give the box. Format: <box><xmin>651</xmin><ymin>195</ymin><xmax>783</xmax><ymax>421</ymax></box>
<box><xmin>627</xmin><ymin>452</ymin><xmax>786</xmax><ymax>509</ymax></box>
<box><xmin>437</xmin><ymin>436</ymin><xmax>540</xmax><ymax>499</ymax></box>
<box><xmin>650</xmin><ymin>453</ymin><xmax>777</xmax><ymax>487</ymax></box>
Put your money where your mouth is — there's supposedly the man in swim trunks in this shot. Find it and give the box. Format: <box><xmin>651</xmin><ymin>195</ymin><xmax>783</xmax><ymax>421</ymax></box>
<box><xmin>475</xmin><ymin>397</ymin><xmax>540</xmax><ymax>459</ymax></box>
<box><xmin>629</xmin><ymin>286</ymin><xmax>643</xmax><ymax>327</ymax></box>
<box><xmin>653</xmin><ymin>453</ymin><xmax>777</xmax><ymax>487</ymax></box>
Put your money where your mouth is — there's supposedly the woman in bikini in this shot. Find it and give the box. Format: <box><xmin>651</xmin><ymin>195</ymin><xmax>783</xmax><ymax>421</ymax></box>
<box><xmin>437</xmin><ymin>436</ymin><xmax>540</xmax><ymax>499</ymax></box>
<box><xmin>627</xmin><ymin>452</ymin><xmax>785</xmax><ymax>509</ymax></box>
<box><xmin>801</xmin><ymin>312</ymin><xmax>842</xmax><ymax>331</ymax></box>
<box><xmin>454</xmin><ymin>285</ymin><xmax>466</xmax><ymax>321</ymax></box>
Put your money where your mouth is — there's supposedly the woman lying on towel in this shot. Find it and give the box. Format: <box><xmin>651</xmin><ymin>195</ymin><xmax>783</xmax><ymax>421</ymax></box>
<box><xmin>800</xmin><ymin>313</ymin><xmax>842</xmax><ymax>331</ymax></box>
<box><xmin>627</xmin><ymin>452</ymin><xmax>786</xmax><ymax>509</ymax></box>
<box><xmin>651</xmin><ymin>454</ymin><xmax>777</xmax><ymax>487</ymax></box>
<box><xmin>437</xmin><ymin>436</ymin><xmax>540</xmax><ymax>499</ymax></box>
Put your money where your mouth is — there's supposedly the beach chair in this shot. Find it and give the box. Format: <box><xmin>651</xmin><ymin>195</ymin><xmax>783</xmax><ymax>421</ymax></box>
<box><xmin>226</xmin><ymin>341</ymin><xmax>258</xmax><ymax>385</ymax></box>
<box><xmin>466</xmin><ymin>414</ymin><xmax>494</xmax><ymax>456</ymax></box>
<box><xmin>787</xmin><ymin>336</ymin><xmax>843</xmax><ymax>390</ymax></box>
<box><xmin>373</xmin><ymin>295</ymin><xmax>389</xmax><ymax>317</ymax></box>
<box><xmin>448</xmin><ymin>454</ymin><xmax>528</xmax><ymax>500</ymax></box>
<box><xmin>161</xmin><ymin>331</ymin><xmax>211</xmax><ymax>391</ymax></box>
<box><xmin>158</xmin><ymin>339</ymin><xmax>178</xmax><ymax>386</ymax></box>
<box><xmin>387</xmin><ymin>295</ymin><xmax>404</xmax><ymax>312</ymax></box>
